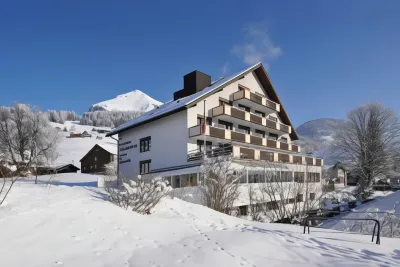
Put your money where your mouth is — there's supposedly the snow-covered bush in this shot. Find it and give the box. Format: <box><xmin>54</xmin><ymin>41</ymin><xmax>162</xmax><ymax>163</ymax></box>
<box><xmin>104</xmin><ymin>172</ymin><xmax>171</xmax><ymax>214</ymax></box>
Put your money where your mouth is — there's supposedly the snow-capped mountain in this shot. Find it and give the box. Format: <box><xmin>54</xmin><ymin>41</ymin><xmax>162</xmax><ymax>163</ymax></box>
<box><xmin>295</xmin><ymin>118</ymin><xmax>345</xmax><ymax>165</ymax></box>
<box><xmin>89</xmin><ymin>90</ymin><xmax>162</xmax><ymax>112</ymax></box>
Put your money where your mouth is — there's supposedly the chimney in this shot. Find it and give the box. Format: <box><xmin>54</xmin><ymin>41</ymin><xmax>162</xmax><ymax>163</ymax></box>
<box><xmin>174</xmin><ymin>70</ymin><xmax>211</xmax><ymax>100</ymax></box>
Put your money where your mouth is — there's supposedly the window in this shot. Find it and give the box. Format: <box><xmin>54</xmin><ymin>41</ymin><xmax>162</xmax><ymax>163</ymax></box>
<box><xmin>294</xmin><ymin>172</ymin><xmax>305</xmax><ymax>183</ymax></box>
<box><xmin>255</xmin><ymin>129</ymin><xmax>265</xmax><ymax>138</ymax></box>
<box><xmin>297</xmin><ymin>194</ymin><xmax>303</xmax><ymax>202</ymax></box>
<box><xmin>197</xmin><ymin>116</ymin><xmax>211</xmax><ymax>125</ymax></box>
<box><xmin>239</xmin><ymin>206</ymin><xmax>248</xmax><ymax>216</ymax></box>
<box><xmin>140</xmin><ymin>160</ymin><xmax>151</xmax><ymax>174</ymax></box>
<box><xmin>94</xmin><ymin>156</ymin><xmax>97</xmax><ymax>162</ymax></box>
<box><xmin>280</xmin><ymin>137</ymin><xmax>288</xmax><ymax>143</ymax></box>
<box><xmin>197</xmin><ymin>140</ymin><xmax>212</xmax><ymax>152</ymax></box>
<box><xmin>197</xmin><ymin>116</ymin><xmax>203</xmax><ymax>125</ymax></box>
<box><xmin>268</xmin><ymin>115</ymin><xmax>277</xmax><ymax>122</ymax></box>
<box><xmin>238</xmin><ymin>125</ymin><xmax>250</xmax><ymax>134</ymax></box>
<box><xmin>238</xmin><ymin>104</ymin><xmax>250</xmax><ymax>112</ymax></box>
<box><xmin>218</xmin><ymin>119</ymin><xmax>233</xmax><ymax>130</ymax></box>
<box><xmin>140</xmin><ymin>137</ymin><xmax>151</xmax><ymax>152</ymax></box>
<box><xmin>254</xmin><ymin>110</ymin><xmax>265</xmax><ymax>117</ymax></box>
<box><xmin>310</xmin><ymin>193</ymin><xmax>315</xmax><ymax>200</ymax></box>
<box><xmin>94</xmin><ymin>164</ymin><xmax>97</xmax><ymax>169</ymax></box>
<box><xmin>269</xmin><ymin>133</ymin><xmax>278</xmax><ymax>140</ymax></box>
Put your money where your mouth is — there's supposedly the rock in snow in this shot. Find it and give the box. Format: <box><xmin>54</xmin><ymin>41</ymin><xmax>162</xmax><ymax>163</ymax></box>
<box><xmin>89</xmin><ymin>90</ymin><xmax>163</xmax><ymax>112</ymax></box>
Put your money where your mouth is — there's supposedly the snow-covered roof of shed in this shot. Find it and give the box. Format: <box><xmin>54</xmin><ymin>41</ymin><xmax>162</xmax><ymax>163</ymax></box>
<box><xmin>97</xmin><ymin>144</ymin><xmax>118</xmax><ymax>155</ymax></box>
<box><xmin>106</xmin><ymin>62</ymin><xmax>262</xmax><ymax>136</ymax></box>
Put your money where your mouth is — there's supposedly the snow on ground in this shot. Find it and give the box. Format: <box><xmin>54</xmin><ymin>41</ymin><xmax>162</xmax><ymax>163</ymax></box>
<box><xmin>321</xmin><ymin>191</ymin><xmax>400</xmax><ymax>237</ymax></box>
<box><xmin>50</xmin><ymin>121</ymin><xmax>117</xmax><ymax>167</ymax></box>
<box><xmin>1</xmin><ymin>174</ymin><xmax>400</xmax><ymax>267</ymax></box>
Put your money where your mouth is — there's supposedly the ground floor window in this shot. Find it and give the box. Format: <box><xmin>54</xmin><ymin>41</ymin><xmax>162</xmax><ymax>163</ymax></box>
<box><xmin>309</xmin><ymin>193</ymin><xmax>315</xmax><ymax>200</ymax></box>
<box><xmin>139</xmin><ymin>160</ymin><xmax>151</xmax><ymax>174</ymax></box>
<box><xmin>297</xmin><ymin>194</ymin><xmax>303</xmax><ymax>202</ymax></box>
<box><xmin>239</xmin><ymin>205</ymin><xmax>248</xmax><ymax>216</ymax></box>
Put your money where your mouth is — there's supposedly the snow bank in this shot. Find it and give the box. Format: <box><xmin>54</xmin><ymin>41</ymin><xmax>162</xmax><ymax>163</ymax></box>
<box><xmin>0</xmin><ymin>174</ymin><xmax>399</xmax><ymax>267</ymax></box>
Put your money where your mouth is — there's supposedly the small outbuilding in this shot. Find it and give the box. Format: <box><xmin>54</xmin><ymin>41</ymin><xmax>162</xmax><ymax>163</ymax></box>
<box><xmin>35</xmin><ymin>164</ymin><xmax>80</xmax><ymax>175</ymax></box>
<box><xmin>80</xmin><ymin>144</ymin><xmax>117</xmax><ymax>173</ymax></box>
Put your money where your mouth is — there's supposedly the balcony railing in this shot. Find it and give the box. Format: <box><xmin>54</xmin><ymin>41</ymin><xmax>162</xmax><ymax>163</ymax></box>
<box><xmin>187</xmin><ymin>144</ymin><xmax>233</xmax><ymax>161</ymax></box>
<box><xmin>211</xmin><ymin>104</ymin><xmax>290</xmax><ymax>134</ymax></box>
<box><xmin>231</xmin><ymin>88</ymin><xmax>280</xmax><ymax>112</ymax></box>
<box><xmin>189</xmin><ymin>125</ymin><xmax>299</xmax><ymax>153</ymax></box>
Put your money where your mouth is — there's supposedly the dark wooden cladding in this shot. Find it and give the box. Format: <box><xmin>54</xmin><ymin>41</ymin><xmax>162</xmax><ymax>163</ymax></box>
<box><xmin>240</xmin><ymin>147</ymin><xmax>255</xmax><ymax>159</ymax></box>
<box><xmin>293</xmin><ymin>156</ymin><xmax>302</xmax><ymax>164</ymax></box>
<box><xmin>231</xmin><ymin>131</ymin><xmax>246</xmax><ymax>142</ymax></box>
<box><xmin>266</xmin><ymin>119</ymin><xmax>277</xmax><ymax>129</ymax></box>
<box><xmin>278</xmin><ymin>153</ymin><xmax>290</xmax><ymax>163</ymax></box>
<box><xmin>292</xmin><ymin>144</ymin><xmax>299</xmax><ymax>152</ymax></box>
<box><xmin>316</xmin><ymin>159</ymin><xmax>322</xmax><ymax>166</ymax></box>
<box><xmin>279</xmin><ymin>124</ymin><xmax>290</xmax><ymax>133</ymax></box>
<box><xmin>250</xmin><ymin>135</ymin><xmax>263</xmax><ymax>146</ymax></box>
<box><xmin>305</xmin><ymin>157</ymin><xmax>314</xmax><ymax>165</ymax></box>
<box><xmin>267</xmin><ymin>139</ymin><xmax>277</xmax><ymax>148</ymax></box>
<box><xmin>209</xmin><ymin>127</ymin><xmax>225</xmax><ymax>139</ymax></box>
<box><xmin>231</xmin><ymin>108</ymin><xmax>246</xmax><ymax>120</ymax></box>
<box><xmin>250</xmin><ymin>92</ymin><xmax>263</xmax><ymax>105</ymax></box>
<box><xmin>280</xmin><ymin>142</ymin><xmax>289</xmax><ymax>150</ymax></box>
<box><xmin>260</xmin><ymin>151</ymin><xmax>274</xmax><ymax>161</ymax></box>
<box><xmin>250</xmin><ymin>113</ymin><xmax>262</xmax><ymax>124</ymax></box>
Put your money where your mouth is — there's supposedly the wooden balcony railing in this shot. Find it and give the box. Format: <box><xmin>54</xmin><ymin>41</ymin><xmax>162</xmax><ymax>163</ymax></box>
<box><xmin>232</xmin><ymin>90</ymin><xmax>245</xmax><ymax>101</ymax></box>
<box><xmin>250</xmin><ymin>135</ymin><xmax>263</xmax><ymax>146</ymax></box>
<box><xmin>231</xmin><ymin>131</ymin><xmax>246</xmax><ymax>142</ymax></box>
<box><xmin>292</xmin><ymin>145</ymin><xmax>299</xmax><ymax>152</ymax></box>
<box><xmin>266</xmin><ymin>119</ymin><xmax>277</xmax><ymax>129</ymax></box>
<box><xmin>278</xmin><ymin>153</ymin><xmax>290</xmax><ymax>163</ymax></box>
<box><xmin>231</xmin><ymin>107</ymin><xmax>246</xmax><ymax>120</ymax></box>
<box><xmin>250</xmin><ymin>113</ymin><xmax>262</xmax><ymax>124</ymax></box>
<box><xmin>260</xmin><ymin>151</ymin><xmax>274</xmax><ymax>161</ymax></box>
<box><xmin>240</xmin><ymin>147</ymin><xmax>255</xmax><ymax>159</ymax></box>
<box><xmin>305</xmin><ymin>157</ymin><xmax>314</xmax><ymax>165</ymax></box>
<box><xmin>293</xmin><ymin>155</ymin><xmax>303</xmax><ymax>164</ymax></box>
<box><xmin>279</xmin><ymin>123</ymin><xmax>290</xmax><ymax>133</ymax></box>
<box><xmin>209</xmin><ymin>126</ymin><xmax>226</xmax><ymax>139</ymax></box>
<box><xmin>267</xmin><ymin>139</ymin><xmax>277</xmax><ymax>148</ymax></box>
<box><xmin>250</xmin><ymin>92</ymin><xmax>263</xmax><ymax>105</ymax></box>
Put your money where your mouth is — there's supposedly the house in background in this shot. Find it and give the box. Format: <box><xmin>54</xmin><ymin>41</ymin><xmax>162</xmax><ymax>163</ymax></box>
<box><xmin>326</xmin><ymin>162</ymin><xmax>348</xmax><ymax>190</ymax></box>
<box><xmin>35</xmin><ymin>164</ymin><xmax>80</xmax><ymax>175</ymax></box>
<box><xmin>106</xmin><ymin>62</ymin><xmax>323</xmax><ymax>195</ymax></box>
<box><xmin>80</xmin><ymin>144</ymin><xmax>117</xmax><ymax>173</ymax></box>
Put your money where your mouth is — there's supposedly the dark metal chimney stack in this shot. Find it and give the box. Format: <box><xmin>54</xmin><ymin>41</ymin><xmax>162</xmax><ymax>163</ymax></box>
<box><xmin>174</xmin><ymin>70</ymin><xmax>211</xmax><ymax>100</ymax></box>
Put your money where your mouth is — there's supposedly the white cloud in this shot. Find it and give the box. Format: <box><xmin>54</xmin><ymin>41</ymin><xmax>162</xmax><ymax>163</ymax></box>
<box><xmin>221</xmin><ymin>62</ymin><xmax>229</xmax><ymax>76</ymax></box>
<box><xmin>232</xmin><ymin>23</ymin><xmax>283</xmax><ymax>67</ymax></box>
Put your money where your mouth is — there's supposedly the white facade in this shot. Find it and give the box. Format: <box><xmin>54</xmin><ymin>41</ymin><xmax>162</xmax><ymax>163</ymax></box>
<box><xmin>115</xmin><ymin>64</ymin><xmax>323</xmax><ymax>194</ymax></box>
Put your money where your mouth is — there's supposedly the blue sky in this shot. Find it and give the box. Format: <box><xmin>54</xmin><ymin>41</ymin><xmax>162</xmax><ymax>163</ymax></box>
<box><xmin>1</xmin><ymin>1</ymin><xmax>400</xmax><ymax>126</ymax></box>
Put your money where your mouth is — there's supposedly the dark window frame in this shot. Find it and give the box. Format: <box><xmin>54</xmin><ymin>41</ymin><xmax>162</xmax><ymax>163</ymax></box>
<box><xmin>269</xmin><ymin>133</ymin><xmax>278</xmax><ymax>140</ymax></box>
<box><xmin>254</xmin><ymin>110</ymin><xmax>265</xmax><ymax>117</ymax></box>
<box><xmin>255</xmin><ymin>129</ymin><xmax>266</xmax><ymax>138</ymax></box>
<box><xmin>238</xmin><ymin>104</ymin><xmax>251</xmax><ymax>112</ymax></box>
<box><xmin>218</xmin><ymin>119</ymin><xmax>233</xmax><ymax>130</ymax></box>
<box><xmin>238</xmin><ymin>125</ymin><xmax>250</xmax><ymax>134</ymax></box>
<box><xmin>139</xmin><ymin>160</ymin><xmax>151</xmax><ymax>174</ymax></box>
<box><xmin>140</xmin><ymin>136</ymin><xmax>151</xmax><ymax>153</ymax></box>
<box><xmin>197</xmin><ymin>140</ymin><xmax>212</xmax><ymax>152</ymax></box>
<box><xmin>268</xmin><ymin>115</ymin><xmax>277</xmax><ymax>122</ymax></box>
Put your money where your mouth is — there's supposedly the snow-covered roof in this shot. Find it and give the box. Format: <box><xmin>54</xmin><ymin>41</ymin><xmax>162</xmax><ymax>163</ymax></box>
<box><xmin>106</xmin><ymin>63</ymin><xmax>262</xmax><ymax>136</ymax></box>
<box><xmin>97</xmin><ymin>144</ymin><xmax>117</xmax><ymax>155</ymax></box>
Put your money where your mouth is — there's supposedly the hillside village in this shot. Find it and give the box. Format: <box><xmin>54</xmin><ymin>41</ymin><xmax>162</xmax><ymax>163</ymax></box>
<box><xmin>1</xmin><ymin>2</ymin><xmax>400</xmax><ymax>266</ymax></box>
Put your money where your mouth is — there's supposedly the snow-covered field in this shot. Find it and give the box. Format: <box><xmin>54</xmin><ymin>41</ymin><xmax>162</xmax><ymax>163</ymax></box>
<box><xmin>50</xmin><ymin>121</ymin><xmax>117</xmax><ymax>167</ymax></box>
<box><xmin>1</xmin><ymin>174</ymin><xmax>399</xmax><ymax>267</ymax></box>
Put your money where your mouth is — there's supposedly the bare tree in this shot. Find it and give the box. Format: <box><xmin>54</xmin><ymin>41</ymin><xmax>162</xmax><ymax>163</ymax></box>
<box><xmin>198</xmin><ymin>155</ymin><xmax>243</xmax><ymax>214</ymax></box>
<box><xmin>103</xmin><ymin>163</ymin><xmax>171</xmax><ymax>214</ymax></box>
<box><xmin>334</xmin><ymin>103</ymin><xmax>400</xmax><ymax>199</ymax></box>
<box><xmin>248</xmin><ymin>161</ymin><xmax>322</xmax><ymax>223</ymax></box>
<box><xmin>0</xmin><ymin>155</ymin><xmax>18</xmax><ymax>206</ymax></box>
<box><xmin>0</xmin><ymin>104</ymin><xmax>60</xmax><ymax>179</ymax></box>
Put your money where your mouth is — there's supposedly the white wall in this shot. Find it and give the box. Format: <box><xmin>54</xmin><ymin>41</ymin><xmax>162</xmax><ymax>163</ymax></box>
<box><xmin>119</xmin><ymin>110</ymin><xmax>189</xmax><ymax>179</ymax></box>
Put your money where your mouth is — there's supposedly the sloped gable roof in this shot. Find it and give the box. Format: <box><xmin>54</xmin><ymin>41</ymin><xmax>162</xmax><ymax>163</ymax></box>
<box><xmin>106</xmin><ymin>62</ymin><xmax>299</xmax><ymax>140</ymax></box>
<box><xmin>79</xmin><ymin>144</ymin><xmax>117</xmax><ymax>162</ymax></box>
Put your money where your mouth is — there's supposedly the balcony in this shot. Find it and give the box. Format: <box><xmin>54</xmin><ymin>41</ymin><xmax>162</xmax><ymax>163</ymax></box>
<box><xmin>186</xmin><ymin>141</ymin><xmax>323</xmax><ymax>166</ymax></box>
<box><xmin>189</xmin><ymin>125</ymin><xmax>300</xmax><ymax>153</ymax></box>
<box><xmin>211</xmin><ymin>104</ymin><xmax>291</xmax><ymax>134</ymax></box>
<box><xmin>232</xmin><ymin>88</ymin><xmax>280</xmax><ymax>112</ymax></box>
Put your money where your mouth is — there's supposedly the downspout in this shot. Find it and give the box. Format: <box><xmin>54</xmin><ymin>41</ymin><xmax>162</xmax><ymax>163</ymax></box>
<box><xmin>110</xmin><ymin>136</ymin><xmax>119</xmax><ymax>187</ymax></box>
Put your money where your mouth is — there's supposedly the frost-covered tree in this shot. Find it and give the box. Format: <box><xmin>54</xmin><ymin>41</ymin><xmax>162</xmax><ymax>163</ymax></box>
<box><xmin>80</xmin><ymin>110</ymin><xmax>143</xmax><ymax>128</ymax></box>
<box><xmin>199</xmin><ymin>155</ymin><xmax>242</xmax><ymax>214</ymax></box>
<box><xmin>0</xmin><ymin>104</ymin><xmax>60</xmax><ymax>176</ymax></box>
<box><xmin>334</xmin><ymin>103</ymin><xmax>400</xmax><ymax>199</ymax></box>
